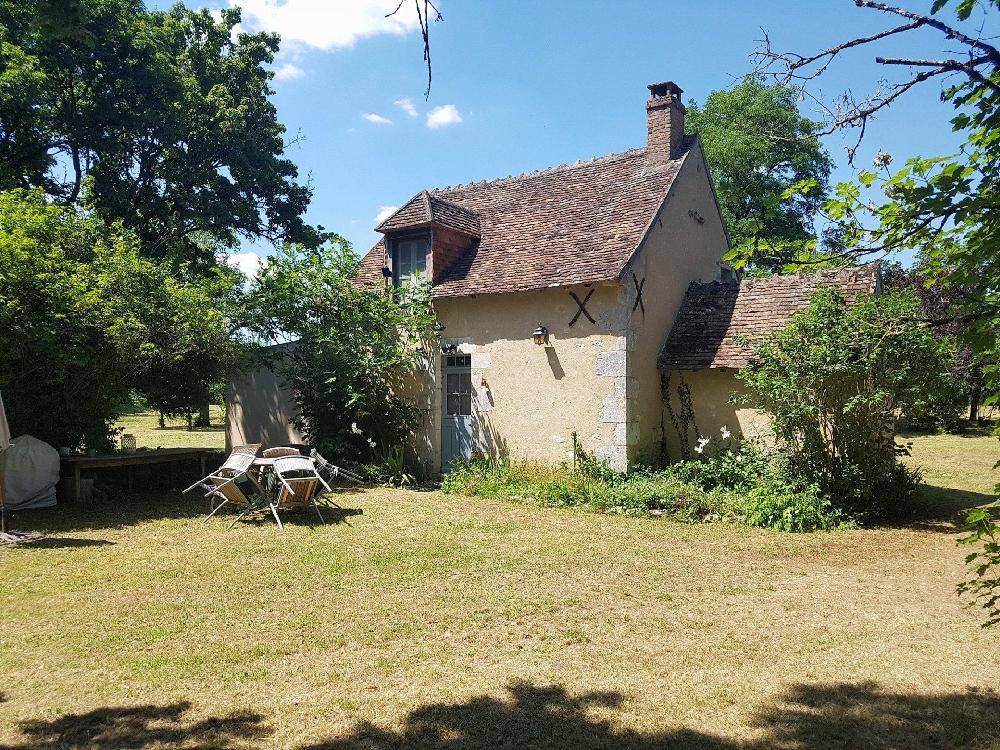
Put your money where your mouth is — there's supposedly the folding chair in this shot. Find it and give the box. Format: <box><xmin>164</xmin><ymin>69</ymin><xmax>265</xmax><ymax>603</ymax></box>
<box><xmin>262</xmin><ymin>447</ymin><xmax>300</xmax><ymax>459</ymax></box>
<box><xmin>182</xmin><ymin>443</ymin><xmax>263</xmax><ymax>522</ymax></box>
<box><xmin>310</xmin><ymin>449</ymin><xmax>366</xmax><ymax>485</ymax></box>
<box><xmin>250</xmin><ymin>455</ymin><xmax>333</xmax><ymax>529</ymax></box>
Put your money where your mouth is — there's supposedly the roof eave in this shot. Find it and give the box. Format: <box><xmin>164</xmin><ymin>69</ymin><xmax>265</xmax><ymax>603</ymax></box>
<box><xmin>615</xmin><ymin>146</ymin><xmax>693</xmax><ymax>282</ymax></box>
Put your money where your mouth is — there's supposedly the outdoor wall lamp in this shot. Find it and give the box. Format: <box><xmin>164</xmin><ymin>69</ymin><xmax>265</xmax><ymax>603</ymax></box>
<box><xmin>532</xmin><ymin>325</ymin><xmax>549</xmax><ymax>345</ymax></box>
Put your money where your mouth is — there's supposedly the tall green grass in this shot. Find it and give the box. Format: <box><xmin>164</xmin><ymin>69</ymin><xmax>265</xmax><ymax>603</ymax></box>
<box><xmin>441</xmin><ymin>452</ymin><xmax>848</xmax><ymax>532</ymax></box>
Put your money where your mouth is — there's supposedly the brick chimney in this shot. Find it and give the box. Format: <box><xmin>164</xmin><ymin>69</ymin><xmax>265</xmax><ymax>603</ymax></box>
<box><xmin>646</xmin><ymin>81</ymin><xmax>685</xmax><ymax>164</ymax></box>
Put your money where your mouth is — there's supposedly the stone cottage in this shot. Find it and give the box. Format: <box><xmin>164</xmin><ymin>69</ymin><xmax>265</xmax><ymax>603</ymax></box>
<box><xmin>227</xmin><ymin>79</ymin><xmax>877</xmax><ymax>473</ymax></box>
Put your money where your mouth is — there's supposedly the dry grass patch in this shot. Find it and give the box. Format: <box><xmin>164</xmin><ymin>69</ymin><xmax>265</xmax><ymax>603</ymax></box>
<box><xmin>0</xmin><ymin>434</ymin><xmax>998</xmax><ymax>749</ymax></box>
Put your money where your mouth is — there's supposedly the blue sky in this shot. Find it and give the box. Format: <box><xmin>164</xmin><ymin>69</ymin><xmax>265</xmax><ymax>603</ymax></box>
<box><xmin>154</xmin><ymin>1</ymin><xmax>984</xmax><ymax>273</ymax></box>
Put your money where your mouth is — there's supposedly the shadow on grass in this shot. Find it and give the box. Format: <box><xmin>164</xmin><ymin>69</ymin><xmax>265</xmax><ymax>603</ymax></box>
<box><xmin>9</xmin><ymin>488</ymin><xmax>366</xmax><ymax>534</ymax></box>
<box><xmin>5</xmin><ymin>536</ymin><xmax>115</xmax><ymax>549</ymax></box>
<box><xmin>149</xmin><ymin>424</ymin><xmax>226</xmax><ymax>433</ymax></box>
<box><xmin>889</xmin><ymin>483</ymin><xmax>996</xmax><ymax>533</ymax></box>
<box><xmin>900</xmin><ymin>421</ymin><xmax>996</xmax><ymax>439</ymax></box>
<box><xmin>2</xmin><ymin>682</ymin><xmax>997</xmax><ymax>749</ymax></box>
<box><xmin>303</xmin><ymin>680</ymin><xmax>999</xmax><ymax>750</ymax></box>
<box><xmin>0</xmin><ymin>701</ymin><xmax>270</xmax><ymax>749</ymax></box>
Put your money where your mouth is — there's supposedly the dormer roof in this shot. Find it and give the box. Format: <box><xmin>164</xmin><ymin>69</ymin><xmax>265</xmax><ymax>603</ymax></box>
<box><xmin>376</xmin><ymin>190</ymin><xmax>481</xmax><ymax>238</ymax></box>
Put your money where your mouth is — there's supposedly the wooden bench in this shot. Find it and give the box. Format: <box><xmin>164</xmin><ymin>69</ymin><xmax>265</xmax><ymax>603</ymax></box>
<box><xmin>60</xmin><ymin>448</ymin><xmax>212</xmax><ymax>502</ymax></box>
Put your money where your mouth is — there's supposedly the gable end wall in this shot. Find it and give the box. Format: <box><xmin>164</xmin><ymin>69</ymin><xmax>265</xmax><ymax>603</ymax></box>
<box><xmin>622</xmin><ymin>141</ymin><xmax>730</xmax><ymax>465</ymax></box>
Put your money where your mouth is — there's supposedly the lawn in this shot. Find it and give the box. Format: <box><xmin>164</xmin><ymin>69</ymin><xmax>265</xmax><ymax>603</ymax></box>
<box><xmin>114</xmin><ymin>407</ymin><xmax>226</xmax><ymax>451</ymax></box>
<box><xmin>0</xmin><ymin>431</ymin><xmax>998</xmax><ymax>749</ymax></box>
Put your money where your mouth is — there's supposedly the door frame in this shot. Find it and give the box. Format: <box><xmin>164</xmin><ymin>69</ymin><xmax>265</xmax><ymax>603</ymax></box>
<box><xmin>441</xmin><ymin>352</ymin><xmax>473</xmax><ymax>472</ymax></box>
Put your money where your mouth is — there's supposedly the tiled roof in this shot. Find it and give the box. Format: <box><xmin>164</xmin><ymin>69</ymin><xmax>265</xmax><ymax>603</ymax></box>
<box><xmin>357</xmin><ymin>142</ymin><xmax>692</xmax><ymax>297</ymax></box>
<box><xmin>657</xmin><ymin>265</ymin><xmax>881</xmax><ymax>370</ymax></box>
<box><xmin>375</xmin><ymin>191</ymin><xmax>481</xmax><ymax>237</ymax></box>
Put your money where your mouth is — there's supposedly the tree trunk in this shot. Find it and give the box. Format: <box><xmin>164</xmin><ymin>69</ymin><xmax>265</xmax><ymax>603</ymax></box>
<box><xmin>195</xmin><ymin>401</ymin><xmax>211</xmax><ymax>428</ymax></box>
<box><xmin>158</xmin><ymin>411</ymin><xmax>165</xmax><ymax>429</ymax></box>
<box><xmin>970</xmin><ymin>383</ymin><xmax>981</xmax><ymax>422</ymax></box>
<box><xmin>186</xmin><ymin>410</ymin><xmax>193</xmax><ymax>431</ymax></box>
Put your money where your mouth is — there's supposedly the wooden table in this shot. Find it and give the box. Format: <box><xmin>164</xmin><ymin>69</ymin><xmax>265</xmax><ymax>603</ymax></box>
<box><xmin>61</xmin><ymin>448</ymin><xmax>213</xmax><ymax>502</ymax></box>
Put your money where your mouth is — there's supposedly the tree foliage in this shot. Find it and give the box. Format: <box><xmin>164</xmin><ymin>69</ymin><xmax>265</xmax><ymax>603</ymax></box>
<box><xmin>882</xmin><ymin>261</ymin><xmax>983</xmax><ymax>428</ymax></box>
<box><xmin>685</xmin><ymin>76</ymin><xmax>833</xmax><ymax>271</ymax></box>
<box><xmin>244</xmin><ymin>243</ymin><xmax>437</xmax><ymax>464</ymax></box>
<box><xmin>0</xmin><ymin>0</ymin><xmax>324</xmax><ymax>267</ymax></box>
<box><xmin>750</xmin><ymin>0</ymin><xmax>1000</xmax><ymax>625</ymax></box>
<box><xmin>959</xmin><ymin>502</ymin><xmax>1000</xmax><ymax>627</ymax></box>
<box><xmin>737</xmin><ymin>288</ymin><xmax>955</xmax><ymax>517</ymax></box>
<box><xmin>0</xmin><ymin>189</ymin><xmax>238</xmax><ymax>449</ymax></box>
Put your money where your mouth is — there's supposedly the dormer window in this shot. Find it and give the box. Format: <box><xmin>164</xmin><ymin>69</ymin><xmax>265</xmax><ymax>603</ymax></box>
<box><xmin>392</xmin><ymin>234</ymin><xmax>430</xmax><ymax>286</ymax></box>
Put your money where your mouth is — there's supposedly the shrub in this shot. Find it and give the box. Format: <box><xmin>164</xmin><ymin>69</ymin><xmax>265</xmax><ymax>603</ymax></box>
<box><xmin>737</xmin><ymin>288</ymin><xmax>953</xmax><ymax>519</ymax></box>
<box><xmin>729</xmin><ymin>480</ymin><xmax>845</xmax><ymax>532</ymax></box>
<box><xmin>244</xmin><ymin>243</ymin><xmax>437</xmax><ymax>463</ymax></box>
<box><xmin>442</xmin><ymin>446</ymin><xmax>847</xmax><ymax>532</ymax></box>
<box><xmin>0</xmin><ymin>190</ymin><xmax>238</xmax><ymax>450</ymax></box>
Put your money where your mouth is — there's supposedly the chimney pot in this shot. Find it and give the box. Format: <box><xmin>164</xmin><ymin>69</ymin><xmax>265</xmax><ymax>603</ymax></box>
<box><xmin>646</xmin><ymin>80</ymin><xmax>686</xmax><ymax>163</ymax></box>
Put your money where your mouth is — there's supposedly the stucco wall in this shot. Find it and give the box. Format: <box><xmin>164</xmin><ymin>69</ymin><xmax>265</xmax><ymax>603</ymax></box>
<box><xmin>422</xmin><ymin>283</ymin><xmax>625</xmax><ymax>472</ymax></box>
<box><xmin>624</xmin><ymin>142</ymin><xmax>730</xmax><ymax>464</ymax></box>
<box><xmin>661</xmin><ymin>368</ymin><xmax>771</xmax><ymax>460</ymax></box>
<box><xmin>225</xmin><ymin>355</ymin><xmax>306</xmax><ymax>451</ymax></box>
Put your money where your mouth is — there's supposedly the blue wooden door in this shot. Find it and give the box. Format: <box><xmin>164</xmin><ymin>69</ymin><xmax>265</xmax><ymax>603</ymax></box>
<box><xmin>442</xmin><ymin>354</ymin><xmax>473</xmax><ymax>471</ymax></box>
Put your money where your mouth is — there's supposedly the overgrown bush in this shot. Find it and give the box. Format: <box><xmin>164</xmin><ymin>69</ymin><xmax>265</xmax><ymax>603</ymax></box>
<box><xmin>244</xmin><ymin>243</ymin><xmax>437</xmax><ymax>464</ymax></box>
<box><xmin>737</xmin><ymin>287</ymin><xmax>953</xmax><ymax>519</ymax></box>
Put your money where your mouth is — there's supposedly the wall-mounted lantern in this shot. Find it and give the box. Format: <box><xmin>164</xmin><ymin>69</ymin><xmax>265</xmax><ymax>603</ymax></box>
<box><xmin>381</xmin><ymin>266</ymin><xmax>393</xmax><ymax>278</ymax></box>
<box><xmin>532</xmin><ymin>325</ymin><xmax>549</xmax><ymax>346</ymax></box>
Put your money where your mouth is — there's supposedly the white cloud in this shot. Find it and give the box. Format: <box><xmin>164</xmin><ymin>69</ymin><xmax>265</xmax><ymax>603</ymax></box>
<box><xmin>374</xmin><ymin>205</ymin><xmax>399</xmax><ymax>224</ymax></box>
<box><xmin>273</xmin><ymin>62</ymin><xmax>304</xmax><ymax>81</ymax></box>
<box><xmin>225</xmin><ymin>251</ymin><xmax>266</xmax><ymax>280</ymax></box>
<box><xmin>362</xmin><ymin>112</ymin><xmax>393</xmax><ymax>125</ymax></box>
<box><xmin>230</xmin><ymin>0</ymin><xmax>421</xmax><ymax>51</ymax></box>
<box><xmin>394</xmin><ymin>97</ymin><xmax>418</xmax><ymax>117</ymax></box>
<box><xmin>426</xmin><ymin>104</ymin><xmax>462</xmax><ymax>129</ymax></box>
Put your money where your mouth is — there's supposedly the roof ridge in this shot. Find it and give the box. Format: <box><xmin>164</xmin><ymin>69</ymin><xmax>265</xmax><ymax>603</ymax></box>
<box><xmin>427</xmin><ymin>192</ymin><xmax>479</xmax><ymax>214</ymax></box>
<box><xmin>432</xmin><ymin>146</ymin><xmax>651</xmax><ymax>194</ymax></box>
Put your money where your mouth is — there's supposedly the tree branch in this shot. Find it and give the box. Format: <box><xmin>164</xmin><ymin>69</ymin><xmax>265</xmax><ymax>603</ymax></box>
<box><xmin>387</xmin><ymin>0</ymin><xmax>444</xmax><ymax>100</ymax></box>
<box><xmin>854</xmin><ymin>0</ymin><xmax>1000</xmax><ymax>61</ymax></box>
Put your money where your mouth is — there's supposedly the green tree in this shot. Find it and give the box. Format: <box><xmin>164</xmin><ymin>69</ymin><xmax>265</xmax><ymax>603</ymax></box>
<box><xmin>244</xmin><ymin>243</ymin><xmax>438</xmax><ymax>464</ymax></box>
<box><xmin>0</xmin><ymin>189</ymin><xmax>237</xmax><ymax>449</ymax></box>
<box><xmin>751</xmin><ymin>0</ymin><xmax>1000</xmax><ymax>624</ymax></box>
<box><xmin>737</xmin><ymin>288</ymin><xmax>956</xmax><ymax>519</ymax></box>
<box><xmin>0</xmin><ymin>0</ymin><xmax>324</xmax><ymax>267</ymax></box>
<box><xmin>685</xmin><ymin>76</ymin><xmax>833</xmax><ymax>271</ymax></box>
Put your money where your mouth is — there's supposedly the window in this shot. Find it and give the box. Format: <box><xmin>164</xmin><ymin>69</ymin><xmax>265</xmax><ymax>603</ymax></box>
<box><xmin>444</xmin><ymin>354</ymin><xmax>472</xmax><ymax>417</ymax></box>
<box><xmin>445</xmin><ymin>371</ymin><xmax>472</xmax><ymax>416</ymax></box>
<box><xmin>392</xmin><ymin>235</ymin><xmax>429</xmax><ymax>285</ymax></box>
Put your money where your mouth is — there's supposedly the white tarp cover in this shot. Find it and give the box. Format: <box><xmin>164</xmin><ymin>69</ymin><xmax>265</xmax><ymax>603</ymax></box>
<box><xmin>2</xmin><ymin>435</ymin><xmax>58</xmax><ymax>509</ymax></box>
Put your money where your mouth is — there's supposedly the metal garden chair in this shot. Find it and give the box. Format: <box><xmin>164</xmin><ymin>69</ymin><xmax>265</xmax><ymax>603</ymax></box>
<box><xmin>182</xmin><ymin>443</ymin><xmax>263</xmax><ymax>522</ymax></box>
<box><xmin>309</xmin><ymin>449</ymin><xmax>366</xmax><ymax>485</ymax></box>
<box><xmin>262</xmin><ymin>446</ymin><xmax>300</xmax><ymax>459</ymax></box>
<box><xmin>236</xmin><ymin>454</ymin><xmax>333</xmax><ymax>529</ymax></box>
